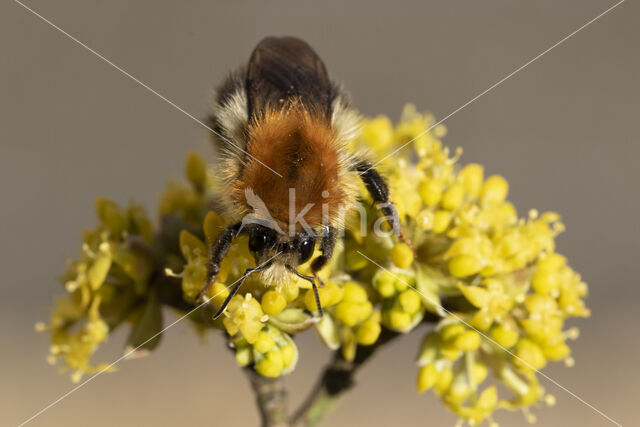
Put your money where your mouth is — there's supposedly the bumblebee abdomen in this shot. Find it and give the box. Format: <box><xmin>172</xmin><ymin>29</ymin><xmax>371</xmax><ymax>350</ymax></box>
<box><xmin>246</xmin><ymin>36</ymin><xmax>334</xmax><ymax>121</ymax></box>
<box><xmin>209</xmin><ymin>37</ymin><xmax>361</xmax><ymax>230</ymax></box>
<box><xmin>231</xmin><ymin>109</ymin><xmax>350</xmax><ymax>230</ymax></box>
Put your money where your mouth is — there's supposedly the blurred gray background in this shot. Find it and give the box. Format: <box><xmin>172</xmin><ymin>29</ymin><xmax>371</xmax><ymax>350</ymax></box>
<box><xmin>1</xmin><ymin>1</ymin><xmax>638</xmax><ymax>426</ymax></box>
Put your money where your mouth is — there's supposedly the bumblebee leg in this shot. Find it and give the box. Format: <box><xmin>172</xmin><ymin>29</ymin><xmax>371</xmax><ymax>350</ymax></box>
<box><xmin>309</xmin><ymin>276</ymin><xmax>323</xmax><ymax>318</ymax></box>
<box><xmin>354</xmin><ymin>160</ymin><xmax>415</xmax><ymax>252</ymax></box>
<box><xmin>196</xmin><ymin>222</ymin><xmax>242</xmax><ymax>302</ymax></box>
<box><xmin>310</xmin><ymin>226</ymin><xmax>337</xmax><ymax>287</ymax></box>
<box><xmin>212</xmin><ymin>261</ymin><xmax>274</xmax><ymax>319</ymax></box>
<box><xmin>287</xmin><ymin>266</ymin><xmax>323</xmax><ymax>317</ymax></box>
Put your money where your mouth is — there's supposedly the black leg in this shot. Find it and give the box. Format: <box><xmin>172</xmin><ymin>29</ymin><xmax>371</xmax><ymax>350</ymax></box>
<box><xmin>355</xmin><ymin>160</ymin><xmax>400</xmax><ymax>234</ymax></box>
<box><xmin>287</xmin><ymin>265</ymin><xmax>323</xmax><ymax>317</ymax></box>
<box><xmin>196</xmin><ymin>222</ymin><xmax>242</xmax><ymax>302</ymax></box>
<box><xmin>310</xmin><ymin>226</ymin><xmax>336</xmax><ymax>279</ymax></box>
<box><xmin>354</xmin><ymin>160</ymin><xmax>414</xmax><ymax>251</ymax></box>
<box><xmin>212</xmin><ymin>261</ymin><xmax>273</xmax><ymax>319</ymax></box>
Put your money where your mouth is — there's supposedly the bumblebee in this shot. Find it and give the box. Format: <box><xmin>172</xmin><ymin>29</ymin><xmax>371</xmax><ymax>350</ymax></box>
<box><xmin>198</xmin><ymin>36</ymin><xmax>408</xmax><ymax>317</ymax></box>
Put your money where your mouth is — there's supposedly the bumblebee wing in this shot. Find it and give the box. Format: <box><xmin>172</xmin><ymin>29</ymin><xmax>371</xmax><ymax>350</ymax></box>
<box><xmin>247</xmin><ymin>36</ymin><xmax>333</xmax><ymax>120</ymax></box>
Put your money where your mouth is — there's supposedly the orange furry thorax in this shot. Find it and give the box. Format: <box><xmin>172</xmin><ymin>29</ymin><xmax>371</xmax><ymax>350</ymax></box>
<box><xmin>230</xmin><ymin>107</ymin><xmax>349</xmax><ymax>232</ymax></box>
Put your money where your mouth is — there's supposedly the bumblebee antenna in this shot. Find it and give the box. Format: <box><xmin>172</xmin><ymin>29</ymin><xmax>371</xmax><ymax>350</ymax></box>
<box><xmin>211</xmin><ymin>261</ymin><xmax>274</xmax><ymax>319</ymax></box>
<box><xmin>286</xmin><ymin>265</ymin><xmax>323</xmax><ymax>317</ymax></box>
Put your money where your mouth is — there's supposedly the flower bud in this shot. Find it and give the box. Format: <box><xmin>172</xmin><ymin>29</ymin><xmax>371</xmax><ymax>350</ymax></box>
<box><xmin>303</xmin><ymin>283</ymin><xmax>342</xmax><ymax>312</ymax></box>
<box><xmin>342</xmin><ymin>282</ymin><xmax>367</xmax><ymax>303</ymax></box>
<box><xmin>472</xmin><ymin>362</ymin><xmax>488</xmax><ymax>384</ymax></box>
<box><xmin>470</xmin><ymin>309</ymin><xmax>493</xmax><ymax>331</ymax></box>
<box><xmin>355</xmin><ymin>318</ymin><xmax>381</xmax><ymax>345</ymax></box>
<box><xmin>398</xmin><ymin>290</ymin><xmax>421</xmax><ymax>315</ymax></box>
<box><xmin>418</xmin><ymin>333</ymin><xmax>439</xmax><ymax>366</ymax></box>
<box><xmin>537</xmin><ymin>252</ymin><xmax>566</xmax><ymax>271</ymax></box>
<box><xmin>434</xmin><ymin>366</ymin><xmax>454</xmax><ymax>394</ymax></box>
<box><xmin>446</xmin><ymin>374</ymin><xmax>472</xmax><ymax>404</ymax></box>
<box><xmin>261</xmin><ymin>290</ymin><xmax>287</xmax><ymax>316</ymax></box>
<box><xmin>481</xmin><ymin>175</ymin><xmax>509</xmax><ymax>205</ymax></box>
<box><xmin>394</xmin><ymin>276</ymin><xmax>410</xmax><ymax>292</ymax></box>
<box><xmin>361</xmin><ymin>116</ymin><xmax>394</xmax><ymax>150</ymax></box>
<box><xmin>378</xmin><ymin>280</ymin><xmax>396</xmax><ymax>298</ymax></box>
<box><xmin>391</xmin><ymin>242</ymin><xmax>414</xmax><ymax>269</ymax></box>
<box><xmin>454</xmin><ymin>330</ymin><xmax>481</xmax><ymax>351</ymax></box>
<box><xmin>419</xmin><ymin>180</ymin><xmax>443</xmax><ymax>207</ymax></box>
<box><xmin>88</xmin><ymin>253</ymin><xmax>112</xmax><ymax>290</ymax></box>
<box><xmin>440</xmin><ymin>345</ymin><xmax>462</xmax><ymax>361</ymax></box>
<box><xmin>477</xmin><ymin>386</ymin><xmax>498</xmax><ymax>410</ymax></box>
<box><xmin>524</xmin><ymin>294</ymin><xmax>557</xmax><ymax>315</ymax></box>
<box><xmin>334</xmin><ymin>301</ymin><xmax>362</xmax><ymax>327</ymax></box>
<box><xmin>417</xmin><ymin>363</ymin><xmax>438</xmax><ymax>393</ymax></box>
<box><xmin>281</xmin><ymin>343</ymin><xmax>296</xmax><ymax>368</ymax></box>
<box><xmin>209</xmin><ymin>282</ymin><xmax>230</xmax><ymax>308</ymax></box>
<box><xmin>449</xmin><ymin>254</ymin><xmax>483</xmax><ymax>278</ymax></box>
<box><xmin>531</xmin><ymin>269</ymin><xmax>560</xmax><ymax>295</ymax></box>
<box><xmin>458</xmin><ymin>283</ymin><xmax>490</xmax><ymax>308</ymax></box>
<box><xmin>373</xmin><ymin>270</ymin><xmax>397</xmax><ymax>297</ymax></box>
<box><xmin>515</xmin><ymin>338</ymin><xmax>546</xmax><ymax>370</ymax></box>
<box><xmin>441</xmin><ymin>324</ymin><xmax>466</xmax><ymax>342</ymax></box>
<box><xmin>235</xmin><ymin>346</ymin><xmax>252</xmax><ymax>366</ymax></box>
<box><xmin>254</xmin><ymin>331</ymin><xmax>276</xmax><ymax>354</ymax></box>
<box><xmin>389</xmin><ymin>308</ymin><xmax>411</xmax><ymax>330</ymax></box>
<box><xmin>459</xmin><ymin>163</ymin><xmax>484</xmax><ymax>198</ymax></box>
<box><xmin>490</xmin><ymin>324</ymin><xmax>519</xmax><ymax>348</ymax></box>
<box><xmin>432</xmin><ymin>210</ymin><xmax>452</xmax><ymax>233</ymax></box>
<box><xmin>415</xmin><ymin>209</ymin><xmax>435</xmax><ymax>230</ymax></box>
<box><xmin>442</xmin><ymin>183</ymin><xmax>465</xmax><ymax>211</ymax></box>
<box><xmin>542</xmin><ymin>341</ymin><xmax>570</xmax><ymax>361</ymax></box>
<box><xmin>255</xmin><ymin>349</ymin><xmax>284</xmax><ymax>378</ymax></box>
<box><xmin>282</xmin><ymin>281</ymin><xmax>300</xmax><ymax>302</ymax></box>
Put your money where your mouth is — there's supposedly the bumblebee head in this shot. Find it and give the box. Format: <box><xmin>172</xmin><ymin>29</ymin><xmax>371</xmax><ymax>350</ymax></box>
<box><xmin>247</xmin><ymin>224</ymin><xmax>316</xmax><ymax>267</ymax></box>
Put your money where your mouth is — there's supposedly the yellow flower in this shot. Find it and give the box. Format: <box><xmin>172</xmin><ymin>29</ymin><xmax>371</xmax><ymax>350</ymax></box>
<box><xmin>359</xmin><ymin>116</ymin><xmax>395</xmax><ymax>154</ymax></box>
<box><xmin>391</xmin><ymin>242</ymin><xmax>414</xmax><ymax>269</ymax></box>
<box><xmin>253</xmin><ymin>331</ymin><xmax>276</xmax><ymax>354</ymax></box>
<box><xmin>261</xmin><ymin>290</ymin><xmax>287</xmax><ymax>316</ymax></box>
<box><xmin>515</xmin><ymin>338</ymin><xmax>547</xmax><ymax>371</ymax></box>
<box><xmin>490</xmin><ymin>324</ymin><xmax>519</xmax><ymax>348</ymax></box>
<box><xmin>255</xmin><ymin>350</ymin><xmax>284</xmax><ymax>378</ymax></box>
<box><xmin>419</xmin><ymin>179</ymin><xmax>443</xmax><ymax>207</ymax></box>
<box><xmin>222</xmin><ymin>294</ymin><xmax>265</xmax><ymax>344</ymax></box>
<box><xmin>441</xmin><ymin>184</ymin><xmax>465</xmax><ymax>211</ymax></box>
<box><xmin>334</xmin><ymin>282</ymin><xmax>372</xmax><ymax>327</ymax></box>
<box><xmin>432</xmin><ymin>210</ymin><xmax>453</xmax><ymax>233</ymax></box>
<box><xmin>303</xmin><ymin>281</ymin><xmax>343</xmax><ymax>312</ymax></box>
<box><xmin>355</xmin><ymin>313</ymin><xmax>382</xmax><ymax>345</ymax></box>
<box><xmin>417</xmin><ymin>363</ymin><xmax>438</xmax><ymax>393</ymax></box>
<box><xmin>481</xmin><ymin>175</ymin><xmax>509</xmax><ymax>206</ymax></box>
<box><xmin>458</xmin><ymin>164</ymin><xmax>484</xmax><ymax>198</ymax></box>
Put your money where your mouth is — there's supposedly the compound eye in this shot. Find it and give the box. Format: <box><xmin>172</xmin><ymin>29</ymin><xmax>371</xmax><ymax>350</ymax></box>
<box><xmin>298</xmin><ymin>236</ymin><xmax>315</xmax><ymax>264</ymax></box>
<box><xmin>249</xmin><ymin>227</ymin><xmax>276</xmax><ymax>253</ymax></box>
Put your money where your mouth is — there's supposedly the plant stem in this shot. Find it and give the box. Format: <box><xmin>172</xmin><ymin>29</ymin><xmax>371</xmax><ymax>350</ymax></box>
<box><xmin>246</xmin><ymin>317</ymin><xmax>442</xmax><ymax>426</ymax></box>
<box><xmin>291</xmin><ymin>328</ymin><xmax>401</xmax><ymax>426</ymax></box>
<box><xmin>247</xmin><ymin>369</ymin><xmax>289</xmax><ymax>427</ymax></box>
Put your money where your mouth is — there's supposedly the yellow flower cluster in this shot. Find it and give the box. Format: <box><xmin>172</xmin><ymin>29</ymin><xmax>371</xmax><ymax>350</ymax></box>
<box><xmin>234</xmin><ymin>324</ymin><xmax>299</xmax><ymax>378</ymax></box>
<box><xmin>313</xmin><ymin>281</ymin><xmax>382</xmax><ymax>361</ymax></box>
<box><xmin>373</xmin><ymin>270</ymin><xmax>425</xmax><ymax>332</ymax></box>
<box><xmin>39</xmin><ymin>199</ymin><xmax>155</xmax><ymax>382</ymax></box>
<box><xmin>41</xmin><ymin>105</ymin><xmax>589</xmax><ymax>425</ymax></box>
<box><xmin>352</xmin><ymin>105</ymin><xmax>589</xmax><ymax>425</ymax></box>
